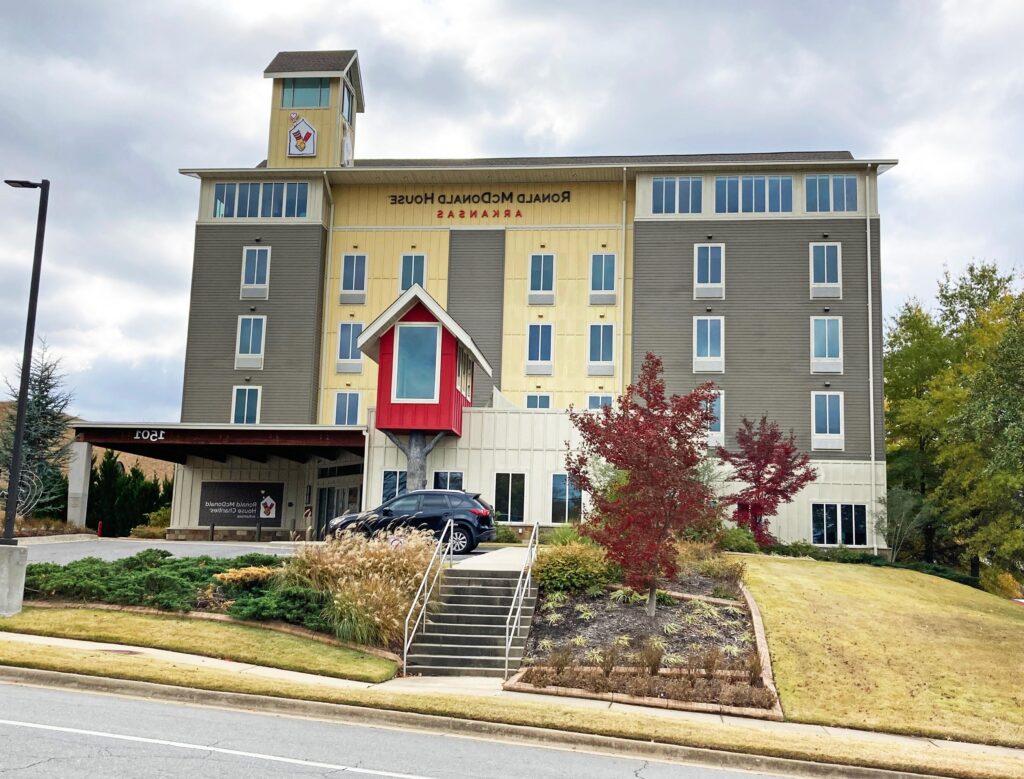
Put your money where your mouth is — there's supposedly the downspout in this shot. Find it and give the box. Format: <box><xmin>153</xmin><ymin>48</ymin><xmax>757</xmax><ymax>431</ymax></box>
<box><xmin>317</xmin><ymin>171</ymin><xmax>335</xmax><ymax>426</ymax></box>
<box><xmin>619</xmin><ymin>167</ymin><xmax>628</xmax><ymax>396</ymax></box>
<box><xmin>865</xmin><ymin>165</ymin><xmax>878</xmax><ymax>555</ymax></box>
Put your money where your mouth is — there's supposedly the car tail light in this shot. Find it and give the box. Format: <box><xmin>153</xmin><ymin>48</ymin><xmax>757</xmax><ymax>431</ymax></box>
<box><xmin>469</xmin><ymin>507</ymin><xmax>490</xmax><ymax>517</ymax></box>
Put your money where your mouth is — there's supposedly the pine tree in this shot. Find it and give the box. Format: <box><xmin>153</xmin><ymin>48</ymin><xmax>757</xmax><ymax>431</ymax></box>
<box><xmin>0</xmin><ymin>343</ymin><xmax>73</xmax><ymax>518</ymax></box>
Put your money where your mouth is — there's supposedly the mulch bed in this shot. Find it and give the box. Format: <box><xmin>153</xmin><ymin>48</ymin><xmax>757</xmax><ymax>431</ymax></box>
<box><xmin>525</xmin><ymin>589</ymin><xmax>755</xmax><ymax>664</ymax></box>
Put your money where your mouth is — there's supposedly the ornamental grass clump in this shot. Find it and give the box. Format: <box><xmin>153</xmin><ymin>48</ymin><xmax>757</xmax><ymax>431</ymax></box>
<box><xmin>278</xmin><ymin>528</ymin><xmax>438</xmax><ymax>648</ymax></box>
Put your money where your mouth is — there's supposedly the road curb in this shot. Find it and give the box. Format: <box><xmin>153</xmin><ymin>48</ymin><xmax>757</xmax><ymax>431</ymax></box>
<box><xmin>15</xmin><ymin>534</ymin><xmax>96</xmax><ymax>546</ymax></box>
<box><xmin>0</xmin><ymin>665</ymin><xmax>945</xmax><ymax>779</ymax></box>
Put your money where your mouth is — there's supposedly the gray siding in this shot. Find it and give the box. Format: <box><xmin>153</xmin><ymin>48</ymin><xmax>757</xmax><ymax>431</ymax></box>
<box><xmin>632</xmin><ymin>219</ymin><xmax>884</xmax><ymax>461</ymax></box>
<box><xmin>181</xmin><ymin>224</ymin><xmax>326</xmax><ymax>424</ymax></box>
<box><xmin>447</xmin><ymin>229</ymin><xmax>506</xmax><ymax>406</ymax></box>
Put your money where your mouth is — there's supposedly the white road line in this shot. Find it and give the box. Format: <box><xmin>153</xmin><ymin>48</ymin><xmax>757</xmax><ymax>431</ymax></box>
<box><xmin>0</xmin><ymin>718</ymin><xmax>438</xmax><ymax>778</ymax></box>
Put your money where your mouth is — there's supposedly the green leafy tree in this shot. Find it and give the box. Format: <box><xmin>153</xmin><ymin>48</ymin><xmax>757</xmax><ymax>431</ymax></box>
<box><xmin>0</xmin><ymin>343</ymin><xmax>73</xmax><ymax>518</ymax></box>
<box><xmin>86</xmin><ymin>450</ymin><xmax>167</xmax><ymax>536</ymax></box>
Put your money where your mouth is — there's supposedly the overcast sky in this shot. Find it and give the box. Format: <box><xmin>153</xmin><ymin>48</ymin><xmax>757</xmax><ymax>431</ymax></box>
<box><xmin>1</xmin><ymin>0</ymin><xmax>1021</xmax><ymax>422</ymax></box>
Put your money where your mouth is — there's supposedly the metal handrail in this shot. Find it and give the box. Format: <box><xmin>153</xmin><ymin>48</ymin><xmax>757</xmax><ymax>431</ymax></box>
<box><xmin>504</xmin><ymin>523</ymin><xmax>540</xmax><ymax>679</ymax></box>
<box><xmin>402</xmin><ymin>519</ymin><xmax>454</xmax><ymax>675</ymax></box>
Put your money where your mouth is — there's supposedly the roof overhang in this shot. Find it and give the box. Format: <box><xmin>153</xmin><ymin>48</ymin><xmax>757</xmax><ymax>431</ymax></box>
<box><xmin>74</xmin><ymin>423</ymin><xmax>366</xmax><ymax>465</ymax></box>
<box><xmin>263</xmin><ymin>51</ymin><xmax>365</xmax><ymax>113</ymax></box>
<box><xmin>357</xmin><ymin>284</ymin><xmax>494</xmax><ymax>376</ymax></box>
<box><xmin>179</xmin><ymin>158</ymin><xmax>898</xmax><ymax>185</ymax></box>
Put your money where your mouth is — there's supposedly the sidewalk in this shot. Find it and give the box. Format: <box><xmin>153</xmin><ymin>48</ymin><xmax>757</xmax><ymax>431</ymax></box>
<box><xmin>3</xmin><ymin>629</ymin><xmax>1022</xmax><ymax>762</ymax></box>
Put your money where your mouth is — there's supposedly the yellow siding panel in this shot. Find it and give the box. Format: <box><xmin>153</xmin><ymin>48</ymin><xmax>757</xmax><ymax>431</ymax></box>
<box><xmin>267</xmin><ymin>79</ymin><xmax>343</xmax><ymax>169</ymax></box>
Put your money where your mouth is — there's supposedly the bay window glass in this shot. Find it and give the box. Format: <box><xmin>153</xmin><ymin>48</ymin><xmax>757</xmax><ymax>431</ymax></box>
<box><xmin>394</xmin><ymin>324</ymin><xmax>439</xmax><ymax>401</ymax></box>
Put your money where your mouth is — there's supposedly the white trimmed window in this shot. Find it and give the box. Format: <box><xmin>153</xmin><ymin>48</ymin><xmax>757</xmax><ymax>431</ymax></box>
<box><xmin>806</xmin><ymin>175</ymin><xmax>858</xmax><ymax>213</ymax></box>
<box><xmin>337</xmin><ymin>322</ymin><xmax>363</xmax><ymax>373</ymax></box>
<box><xmin>235</xmin><ymin>315</ymin><xmax>266</xmax><ymax>370</ymax></box>
<box><xmin>708</xmin><ymin>391</ymin><xmax>724</xmax><ymax>447</ymax></box>
<box><xmin>341</xmin><ymin>254</ymin><xmax>367</xmax><ymax>304</ymax></box>
<box><xmin>342</xmin><ymin>83</ymin><xmax>354</xmax><ymax>124</ymax></box>
<box><xmin>812</xmin><ymin>503</ymin><xmax>868</xmax><ymax>546</ymax></box>
<box><xmin>433</xmin><ymin>471</ymin><xmax>463</xmax><ymax>490</ymax></box>
<box><xmin>653</xmin><ymin>176</ymin><xmax>702</xmax><ymax>215</ymax></box>
<box><xmin>811</xmin><ymin>391</ymin><xmax>844</xmax><ymax>450</ymax></box>
<box><xmin>240</xmin><ymin>247</ymin><xmax>270</xmax><ymax>299</ymax></box>
<box><xmin>382</xmin><ymin>470</ymin><xmax>407</xmax><ymax>501</ymax></box>
<box><xmin>590</xmin><ymin>253</ymin><xmax>616</xmax><ymax>304</ymax></box>
<box><xmin>693</xmin><ymin>316</ymin><xmax>724</xmax><ymax>373</ymax></box>
<box><xmin>526</xmin><ymin>323</ymin><xmax>553</xmax><ymax>375</ymax></box>
<box><xmin>400</xmin><ymin>254</ymin><xmax>425</xmax><ymax>292</ymax></box>
<box><xmin>810</xmin><ymin>243</ymin><xmax>842</xmax><ymax>298</ymax></box>
<box><xmin>587</xmin><ymin>394</ymin><xmax>613</xmax><ymax>411</ymax></box>
<box><xmin>393</xmin><ymin>323</ymin><xmax>441</xmax><ymax>402</ymax></box>
<box><xmin>231</xmin><ymin>386</ymin><xmax>261</xmax><ymax>425</ymax></box>
<box><xmin>528</xmin><ymin>253</ymin><xmax>555</xmax><ymax>304</ymax></box>
<box><xmin>334</xmin><ymin>391</ymin><xmax>359</xmax><ymax>425</ymax></box>
<box><xmin>215</xmin><ymin>182</ymin><xmax>308</xmax><ymax>219</ymax></box>
<box><xmin>811</xmin><ymin>317</ymin><xmax>843</xmax><ymax>373</ymax></box>
<box><xmin>588</xmin><ymin>323</ymin><xmax>614</xmax><ymax>376</ymax></box>
<box><xmin>526</xmin><ymin>393</ymin><xmax>552</xmax><ymax>409</ymax></box>
<box><xmin>551</xmin><ymin>473</ymin><xmax>582</xmax><ymax>524</ymax></box>
<box><xmin>456</xmin><ymin>348</ymin><xmax>473</xmax><ymax>401</ymax></box>
<box><xmin>694</xmin><ymin>244</ymin><xmax>724</xmax><ymax>299</ymax></box>
<box><xmin>494</xmin><ymin>473</ymin><xmax>526</xmax><ymax>522</ymax></box>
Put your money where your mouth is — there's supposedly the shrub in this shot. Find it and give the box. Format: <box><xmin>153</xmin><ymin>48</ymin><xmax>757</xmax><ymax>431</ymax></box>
<box><xmin>278</xmin><ymin>528</ymin><xmax>437</xmax><ymax>647</ymax></box>
<box><xmin>548</xmin><ymin>645</ymin><xmax>575</xmax><ymax>674</ymax></box>
<box><xmin>213</xmin><ymin>566</ymin><xmax>279</xmax><ymax>588</ymax></box>
<box><xmin>227</xmin><ymin>585</ymin><xmax>331</xmax><ymax>632</ymax></box>
<box><xmin>494</xmin><ymin>525</ymin><xmax>519</xmax><ymax>544</ymax></box>
<box><xmin>981</xmin><ymin>567</ymin><xmax>1023</xmax><ymax>599</ymax></box>
<box><xmin>696</xmin><ymin>556</ymin><xmax>746</xmax><ymax>585</ymax></box>
<box><xmin>545</xmin><ymin>526</ymin><xmax>593</xmax><ymax>546</ymax></box>
<box><xmin>144</xmin><ymin>506</ymin><xmax>172</xmax><ymax>528</ymax></box>
<box><xmin>129</xmin><ymin>524</ymin><xmax>166</xmax><ymax>539</ymax></box>
<box><xmin>718</xmin><ymin>526</ymin><xmax>759</xmax><ymax>553</ymax></box>
<box><xmin>533</xmin><ymin>542</ymin><xmax>614</xmax><ymax>593</ymax></box>
<box><xmin>637</xmin><ymin>638</ymin><xmax>665</xmax><ymax>675</ymax></box>
<box><xmin>598</xmin><ymin>643</ymin><xmax>621</xmax><ymax>677</ymax></box>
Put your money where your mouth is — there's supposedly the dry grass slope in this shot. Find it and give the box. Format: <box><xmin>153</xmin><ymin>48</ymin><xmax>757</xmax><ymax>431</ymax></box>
<box><xmin>743</xmin><ymin>555</ymin><xmax>1024</xmax><ymax>747</ymax></box>
<box><xmin>0</xmin><ymin>608</ymin><xmax>396</xmax><ymax>683</ymax></box>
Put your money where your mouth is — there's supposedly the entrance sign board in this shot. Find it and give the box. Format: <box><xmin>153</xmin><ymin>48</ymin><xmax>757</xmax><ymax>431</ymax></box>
<box><xmin>198</xmin><ymin>482</ymin><xmax>284</xmax><ymax>527</ymax></box>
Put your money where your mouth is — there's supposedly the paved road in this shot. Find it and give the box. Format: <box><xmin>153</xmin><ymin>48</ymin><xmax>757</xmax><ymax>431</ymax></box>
<box><xmin>0</xmin><ymin>682</ymin><xmax>792</xmax><ymax>778</ymax></box>
<box><xmin>26</xmin><ymin>538</ymin><xmax>482</xmax><ymax>565</ymax></box>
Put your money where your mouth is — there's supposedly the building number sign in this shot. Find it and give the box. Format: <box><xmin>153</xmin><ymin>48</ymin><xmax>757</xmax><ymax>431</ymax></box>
<box><xmin>133</xmin><ymin>429</ymin><xmax>167</xmax><ymax>441</ymax></box>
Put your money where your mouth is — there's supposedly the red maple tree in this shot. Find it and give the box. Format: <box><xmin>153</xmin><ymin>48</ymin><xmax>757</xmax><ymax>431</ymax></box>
<box><xmin>567</xmin><ymin>353</ymin><xmax>720</xmax><ymax>616</ymax></box>
<box><xmin>717</xmin><ymin>416</ymin><xmax>817</xmax><ymax>545</ymax></box>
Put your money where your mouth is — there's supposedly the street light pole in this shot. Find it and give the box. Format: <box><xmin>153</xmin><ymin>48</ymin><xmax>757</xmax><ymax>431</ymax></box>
<box><xmin>2</xmin><ymin>179</ymin><xmax>50</xmax><ymax>546</ymax></box>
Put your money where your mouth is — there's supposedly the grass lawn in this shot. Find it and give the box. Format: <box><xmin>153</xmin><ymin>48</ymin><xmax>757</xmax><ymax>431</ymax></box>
<box><xmin>0</xmin><ymin>608</ymin><xmax>396</xmax><ymax>684</ymax></box>
<box><xmin>743</xmin><ymin>555</ymin><xmax>1024</xmax><ymax>747</ymax></box>
<box><xmin>0</xmin><ymin>639</ymin><xmax>1020</xmax><ymax>779</ymax></box>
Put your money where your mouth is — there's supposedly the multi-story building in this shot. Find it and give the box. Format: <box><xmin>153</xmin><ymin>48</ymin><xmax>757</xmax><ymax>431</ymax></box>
<box><xmin>70</xmin><ymin>49</ymin><xmax>896</xmax><ymax>551</ymax></box>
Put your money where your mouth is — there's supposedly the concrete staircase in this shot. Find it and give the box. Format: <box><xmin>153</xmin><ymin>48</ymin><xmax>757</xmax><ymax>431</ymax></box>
<box><xmin>406</xmin><ymin>568</ymin><xmax>537</xmax><ymax>677</ymax></box>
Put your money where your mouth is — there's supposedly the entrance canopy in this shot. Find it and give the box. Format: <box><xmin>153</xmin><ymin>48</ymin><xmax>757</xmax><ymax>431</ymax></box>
<box><xmin>73</xmin><ymin>423</ymin><xmax>366</xmax><ymax>465</ymax></box>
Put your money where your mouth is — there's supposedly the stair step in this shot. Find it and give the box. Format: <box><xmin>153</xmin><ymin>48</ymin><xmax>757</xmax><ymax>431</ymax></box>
<box><xmin>445</xmin><ymin>569</ymin><xmax>523</xmax><ymax>581</ymax></box>
<box><xmin>440</xmin><ymin>584</ymin><xmax>522</xmax><ymax>597</ymax></box>
<box><xmin>407</xmin><ymin>654</ymin><xmax>521</xmax><ymax>668</ymax></box>
<box><xmin>426</xmin><ymin>612</ymin><xmax>515</xmax><ymax>626</ymax></box>
<box><xmin>408</xmin><ymin>645</ymin><xmax>522</xmax><ymax>658</ymax></box>
<box><xmin>421</xmin><ymin>622</ymin><xmax>527</xmax><ymax>636</ymax></box>
<box><xmin>438</xmin><ymin>604</ymin><xmax>533</xmax><ymax>616</ymax></box>
<box><xmin>413</xmin><ymin>632</ymin><xmax>526</xmax><ymax>647</ymax></box>
<box><xmin>441</xmin><ymin>593</ymin><xmax>534</xmax><ymax>607</ymax></box>
<box><xmin>405</xmin><ymin>666</ymin><xmax>508</xmax><ymax>678</ymax></box>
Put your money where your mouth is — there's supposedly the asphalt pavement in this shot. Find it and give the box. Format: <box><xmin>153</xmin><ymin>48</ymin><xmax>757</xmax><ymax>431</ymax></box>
<box><xmin>0</xmin><ymin>682</ymin><xmax>793</xmax><ymax>778</ymax></box>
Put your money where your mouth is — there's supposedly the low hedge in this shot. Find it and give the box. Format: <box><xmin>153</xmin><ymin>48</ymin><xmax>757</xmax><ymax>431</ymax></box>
<box><xmin>762</xmin><ymin>542</ymin><xmax>980</xmax><ymax>588</ymax></box>
<box><xmin>534</xmin><ymin>542</ymin><xmax>616</xmax><ymax>593</ymax></box>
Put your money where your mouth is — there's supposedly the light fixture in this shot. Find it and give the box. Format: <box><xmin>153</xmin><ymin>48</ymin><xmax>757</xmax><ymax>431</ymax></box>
<box><xmin>705</xmin><ymin>306</ymin><xmax>712</xmax><ymax>312</ymax></box>
<box><xmin>254</xmin><ymin>237</ymin><xmax>262</xmax><ymax>243</ymax></box>
<box><xmin>824</xmin><ymin>381</ymin><xmax>831</xmax><ymax>388</ymax></box>
<box><xmin>706</xmin><ymin>234</ymin><xmax>713</xmax><ymax>240</ymax></box>
<box><xmin>249</xmin><ymin>306</ymin><xmax>256</xmax><ymax>312</ymax></box>
<box><xmin>823</xmin><ymin>306</ymin><xmax>830</xmax><ymax>313</ymax></box>
<box><xmin>822</xmin><ymin>232</ymin><xmax>829</xmax><ymax>239</ymax></box>
<box><xmin>4</xmin><ymin>180</ymin><xmax>42</xmax><ymax>189</ymax></box>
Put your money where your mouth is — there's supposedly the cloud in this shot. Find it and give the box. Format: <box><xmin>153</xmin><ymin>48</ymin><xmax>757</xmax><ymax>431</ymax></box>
<box><xmin>1</xmin><ymin>0</ymin><xmax>1022</xmax><ymax>422</ymax></box>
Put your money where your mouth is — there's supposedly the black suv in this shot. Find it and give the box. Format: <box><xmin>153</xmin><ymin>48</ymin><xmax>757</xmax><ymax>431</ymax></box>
<box><xmin>325</xmin><ymin>490</ymin><xmax>496</xmax><ymax>553</ymax></box>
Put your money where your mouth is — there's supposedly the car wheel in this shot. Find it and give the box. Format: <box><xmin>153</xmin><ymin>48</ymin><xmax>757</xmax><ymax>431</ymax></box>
<box><xmin>449</xmin><ymin>526</ymin><xmax>472</xmax><ymax>554</ymax></box>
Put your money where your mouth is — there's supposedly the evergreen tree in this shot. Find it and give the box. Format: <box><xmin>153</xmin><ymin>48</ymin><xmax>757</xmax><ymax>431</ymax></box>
<box><xmin>0</xmin><ymin>343</ymin><xmax>73</xmax><ymax>518</ymax></box>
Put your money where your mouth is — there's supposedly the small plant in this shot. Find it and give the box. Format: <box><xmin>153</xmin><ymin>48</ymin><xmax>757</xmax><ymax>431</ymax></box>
<box><xmin>213</xmin><ymin>566</ymin><xmax>278</xmax><ymax>587</ymax></box>
<box><xmin>610</xmin><ymin>587</ymin><xmax>644</xmax><ymax>605</ymax></box>
<box><xmin>570</xmin><ymin>634</ymin><xmax>588</xmax><ymax>648</ymax></box>
<box><xmin>546</xmin><ymin>526</ymin><xmax>594</xmax><ymax>546</ymax></box>
<box><xmin>542</xmin><ymin>592</ymin><xmax>567</xmax><ymax>612</ymax></box>
<box><xmin>638</xmin><ymin>638</ymin><xmax>665</xmax><ymax>675</ymax></box>
<box><xmin>599</xmin><ymin>643</ymin><xmax>621</xmax><ymax>677</ymax></box>
<box><xmin>538</xmin><ymin>638</ymin><xmax>555</xmax><ymax>652</ymax></box>
<box><xmin>738</xmin><ymin>630</ymin><xmax>755</xmax><ymax>645</ymax></box>
<box><xmin>722</xmin><ymin>605</ymin><xmax>746</xmax><ymax>618</ymax></box>
<box><xmin>549</xmin><ymin>645</ymin><xmax>575</xmax><ymax>674</ymax></box>
<box><xmin>583</xmin><ymin>648</ymin><xmax>603</xmax><ymax>664</ymax></box>
<box><xmin>688</xmin><ymin>600</ymin><xmax>720</xmax><ymax>619</ymax></box>
<box><xmin>699</xmin><ymin>647</ymin><xmax>722</xmax><ymax>677</ymax></box>
<box><xmin>744</xmin><ymin>652</ymin><xmax>763</xmax><ymax>686</ymax></box>
<box><xmin>710</xmin><ymin>585</ymin><xmax>738</xmax><ymax>600</ymax></box>
<box><xmin>718</xmin><ymin>526</ymin><xmax>760</xmax><ymax>553</ymax></box>
<box><xmin>613</xmin><ymin>634</ymin><xmax>632</xmax><ymax>648</ymax></box>
<box><xmin>534</xmin><ymin>543</ymin><xmax>614</xmax><ymax>593</ymax></box>
<box><xmin>662</xmin><ymin>621</ymin><xmax>681</xmax><ymax>636</ymax></box>
<box><xmin>656</xmin><ymin>589</ymin><xmax>676</xmax><ymax>606</ymax></box>
<box><xmin>663</xmin><ymin>653</ymin><xmax>686</xmax><ymax>667</ymax></box>
<box><xmin>722</xmin><ymin>643</ymin><xmax>744</xmax><ymax>658</ymax></box>
<box><xmin>574</xmin><ymin>603</ymin><xmax>596</xmax><ymax>620</ymax></box>
<box><xmin>544</xmin><ymin>611</ymin><xmax>564</xmax><ymax>626</ymax></box>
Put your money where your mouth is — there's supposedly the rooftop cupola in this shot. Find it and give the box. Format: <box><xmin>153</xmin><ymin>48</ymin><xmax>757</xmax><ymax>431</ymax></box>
<box><xmin>263</xmin><ymin>49</ymin><xmax>365</xmax><ymax>169</ymax></box>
